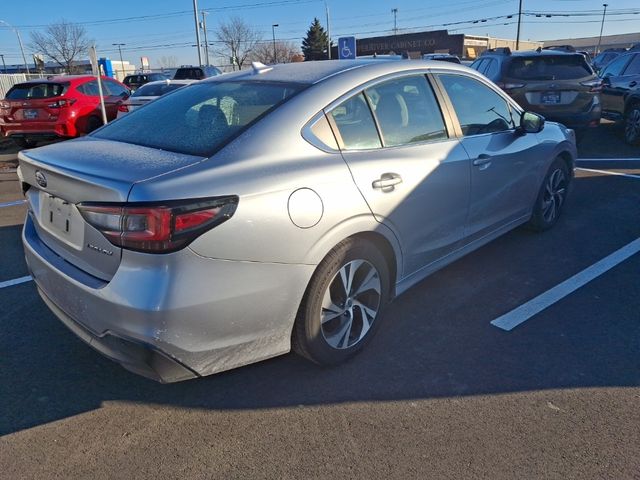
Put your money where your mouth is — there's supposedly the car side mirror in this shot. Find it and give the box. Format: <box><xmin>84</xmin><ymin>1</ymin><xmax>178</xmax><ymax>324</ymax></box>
<box><xmin>520</xmin><ymin>111</ymin><xmax>545</xmax><ymax>134</ymax></box>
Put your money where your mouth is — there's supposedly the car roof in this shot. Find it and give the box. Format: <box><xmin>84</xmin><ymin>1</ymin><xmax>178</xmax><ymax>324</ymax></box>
<box><xmin>21</xmin><ymin>75</ymin><xmax>109</xmax><ymax>84</ymax></box>
<box><xmin>140</xmin><ymin>79</ymin><xmax>195</xmax><ymax>87</ymax></box>
<box><xmin>200</xmin><ymin>59</ymin><xmax>471</xmax><ymax>86</ymax></box>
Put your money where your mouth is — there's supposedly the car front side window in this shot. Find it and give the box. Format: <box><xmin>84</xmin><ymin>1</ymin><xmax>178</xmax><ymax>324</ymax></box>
<box><xmin>437</xmin><ymin>74</ymin><xmax>515</xmax><ymax>136</ymax></box>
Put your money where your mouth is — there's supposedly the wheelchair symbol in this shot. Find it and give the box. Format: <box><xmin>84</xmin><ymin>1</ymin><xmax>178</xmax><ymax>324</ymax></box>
<box><xmin>341</xmin><ymin>41</ymin><xmax>353</xmax><ymax>58</ymax></box>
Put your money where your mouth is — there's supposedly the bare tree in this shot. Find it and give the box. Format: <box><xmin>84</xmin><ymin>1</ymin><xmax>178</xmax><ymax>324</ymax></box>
<box><xmin>250</xmin><ymin>41</ymin><xmax>301</xmax><ymax>65</ymax></box>
<box><xmin>214</xmin><ymin>17</ymin><xmax>262</xmax><ymax>70</ymax></box>
<box><xmin>30</xmin><ymin>20</ymin><xmax>91</xmax><ymax>73</ymax></box>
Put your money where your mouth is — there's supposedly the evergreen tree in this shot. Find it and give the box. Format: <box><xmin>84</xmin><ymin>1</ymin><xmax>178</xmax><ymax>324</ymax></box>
<box><xmin>302</xmin><ymin>18</ymin><xmax>330</xmax><ymax>61</ymax></box>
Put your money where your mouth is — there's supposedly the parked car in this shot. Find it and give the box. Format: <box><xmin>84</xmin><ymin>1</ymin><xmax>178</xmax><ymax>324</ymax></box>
<box><xmin>122</xmin><ymin>73</ymin><xmax>169</xmax><ymax>92</ymax></box>
<box><xmin>18</xmin><ymin>59</ymin><xmax>576</xmax><ymax>382</ymax></box>
<box><xmin>599</xmin><ymin>51</ymin><xmax>640</xmax><ymax>144</ymax></box>
<box><xmin>471</xmin><ymin>48</ymin><xmax>602</xmax><ymax>129</ymax></box>
<box><xmin>117</xmin><ymin>79</ymin><xmax>194</xmax><ymax>118</ymax></box>
<box><xmin>173</xmin><ymin>65</ymin><xmax>222</xmax><ymax>80</ymax></box>
<box><xmin>422</xmin><ymin>53</ymin><xmax>461</xmax><ymax>64</ymax></box>
<box><xmin>592</xmin><ymin>49</ymin><xmax>626</xmax><ymax>73</ymax></box>
<box><xmin>0</xmin><ymin>75</ymin><xmax>130</xmax><ymax>148</ymax></box>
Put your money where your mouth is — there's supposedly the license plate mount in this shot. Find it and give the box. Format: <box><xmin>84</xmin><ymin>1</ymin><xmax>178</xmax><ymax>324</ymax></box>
<box><xmin>23</xmin><ymin>109</ymin><xmax>38</xmax><ymax>120</ymax></box>
<box><xmin>39</xmin><ymin>192</ymin><xmax>84</xmax><ymax>249</ymax></box>
<box><xmin>541</xmin><ymin>92</ymin><xmax>561</xmax><ymax>104</ymax></box>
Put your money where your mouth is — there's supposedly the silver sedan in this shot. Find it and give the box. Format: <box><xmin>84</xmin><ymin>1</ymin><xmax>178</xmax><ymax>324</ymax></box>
<box><xmin>19</xmin><ymin>60</ymin><xmax>576</xmax><ymax>382</ymax></box>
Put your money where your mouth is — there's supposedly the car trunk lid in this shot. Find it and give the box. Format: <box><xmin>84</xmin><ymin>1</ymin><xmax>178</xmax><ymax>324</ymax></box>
<box><xmin>19</xmin><ymin>137</ymin><xmax>206</xmax><ymax>280</ymax></box>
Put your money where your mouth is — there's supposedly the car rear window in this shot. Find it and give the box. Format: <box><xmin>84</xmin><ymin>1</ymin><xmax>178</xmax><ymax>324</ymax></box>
<box><xmin>507</xmin><ymin>55</ymin><xmax>593</xmax><ymax>80</ymax></box>
<box><xmin>132</xmin><ymin>82</ymin><xmax>186</xmax><ymax>97</ymax></box>
<box><xmin>174</xmin><ymin>68</ymin><xmax>203</xmax><ymax>80</ymax></box>
<box><xmin>6</xmin><ymin>82</ymin><xmax>68</xmax><ymax>99</ymax></box>
<box><xmin>94</xmin><ymin>81</ymin><xmax>305</xmax><ymax>157</ymax></box>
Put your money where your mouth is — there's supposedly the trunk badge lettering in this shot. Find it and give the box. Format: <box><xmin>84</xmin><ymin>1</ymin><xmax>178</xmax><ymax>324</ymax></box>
<box><xmin>87</xmin><ymin>243</ymin><xmax>114</xmax><ymax>256</ymax></box>
<box><xmin>35</xmin><ymin>170</ymin><xmax>47</xmax><ymax>188</ymax></box>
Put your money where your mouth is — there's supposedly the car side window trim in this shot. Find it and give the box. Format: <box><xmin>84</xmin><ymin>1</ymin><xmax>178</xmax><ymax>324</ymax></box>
<box><xmin>322</xmin><ymin>70</ymin><xmax>458</xmax><ymax>151</ymax></box>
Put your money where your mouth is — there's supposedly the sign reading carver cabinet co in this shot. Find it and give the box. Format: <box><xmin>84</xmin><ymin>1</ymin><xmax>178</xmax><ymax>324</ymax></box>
<box><xmin>338</xmin><ymin>37</ymin><xmax>356</xmax><ymax>60</ymax></box>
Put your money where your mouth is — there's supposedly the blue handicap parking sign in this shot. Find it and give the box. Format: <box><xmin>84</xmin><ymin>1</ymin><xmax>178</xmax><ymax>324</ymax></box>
<box><xmin>338</xmin><ymin>37</ymin><xmax>357</xmax><ymax>60</ymax></box>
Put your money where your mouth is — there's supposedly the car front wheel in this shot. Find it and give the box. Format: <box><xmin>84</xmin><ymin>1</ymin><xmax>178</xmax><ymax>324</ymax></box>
<box><xmin>527</xmin><ymin>158</ymin><xmax>570</xmax><ymax>231</ymax></box>
<box><xmin>293</xmin><ymin>238</ymin><xmax>390</xmax><ymax>366</ymax></box>
<box><xmin>624</xmin><ymin>105</ymin><xmax>640</xmax><ymax>145</ymax></box>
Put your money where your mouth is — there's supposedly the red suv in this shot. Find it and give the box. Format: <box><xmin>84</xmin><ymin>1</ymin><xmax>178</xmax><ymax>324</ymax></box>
<box><xmin>0</xmin><ymin>75</ymin><xmax>130</xmax><ymax>148</ymax></box>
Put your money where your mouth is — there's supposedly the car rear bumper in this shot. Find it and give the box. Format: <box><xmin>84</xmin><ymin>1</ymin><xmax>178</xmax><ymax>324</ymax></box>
<box><xmin>23</xmin><ymin>213</ymin><xmax>315</xmax><ymax>382</ymax></box>
<box><xmin>1</xmin><ymin>119</ymin><xmax>76</xmax><ymax>139</ymax></box>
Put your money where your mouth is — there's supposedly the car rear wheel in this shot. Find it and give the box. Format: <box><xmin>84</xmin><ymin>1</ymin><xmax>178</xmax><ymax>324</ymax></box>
<box><xmin>527</xmin><ymin>158</ymin><xmax>570</xmax><ymax>232</ymax></box>
<box><xmin>293</xmin><ymin>238</ymin><xmax>390</xmax><ymax>366</ymax></box>
<box><xmin>13</xmin><ymin>138</ymin><xmax>37</xmax><ymax>149</ymax></box>
<box><xmin>85</xmin><ymin>116</ymin><xmax>103</xmax><ymax>134</ymax></box>
<box><xmin>624</xmin><ymin>105</ymin><xmax>640</xmax><ymax>145</ymax></box>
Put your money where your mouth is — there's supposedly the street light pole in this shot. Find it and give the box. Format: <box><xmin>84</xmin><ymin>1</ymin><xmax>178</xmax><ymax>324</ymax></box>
<box><xmin>325</xmin><ymin>1</ymin><xmax>331</xmax><ymax>60</ymax></box>
<box><xmin>112</xmin><ymin>43</ymin><xmax>126</xmax><ymax>79</ymax></box>
<box><xmin>0</xmin><ymin>20</ymin><xmax>30</xmax><ymax>74</ymax></box>
<box><xmin>391</xmin><ymin>8</ymin><xmax>398</xmax><ymax>36</ymax></box>
<box><xmin>193</xmin><ymin>0</ymin><xmax>203</xmax><ymax>67</ymax></box>
<box><xmin>596</xmin><ymin>3</ymin><xmax>609</xmax><ymax>56</ymax></box>
<box><xmin>516</xmin><ymin>0</ymin><xmax>523</xmax><ymax>50</ymax></box>
<box><xmin>272</xmin><ymin>24</ymin><xmax>279</xmax><ymax>64</ymax></box>
<box><xmin>0</xmin><ymin>54</ymin><xmax>6</xmax><ymax>73</ymax></box>
<box><xmin>201</xmin><ymin>11</ymin><xmax>210</xmax><ymax>66</ymax></box>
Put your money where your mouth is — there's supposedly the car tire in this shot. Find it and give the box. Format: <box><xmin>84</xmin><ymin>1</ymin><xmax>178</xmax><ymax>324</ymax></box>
<box><xmin>13</xmin><ymin>138</ymin><xmax>37</xmax><ymax>149</ymax></box>
<box><xmin>623</xmin><ymin>105</ymin><xmax>640</xmax><ymax>145</ymax></box>
<box><xmin>292</xmin><ymin>237</ymin><xmax>390</xmax><ymax>366</ymax></box>
<box><xmin>527</xmin><ymin>157</ymin><xmax>570</xmax><ymax>232</ymax></box>
<box><xmin>86</xmin><ymin>116</ymin><xmax>103</xmax><ymax>134</ymax></box>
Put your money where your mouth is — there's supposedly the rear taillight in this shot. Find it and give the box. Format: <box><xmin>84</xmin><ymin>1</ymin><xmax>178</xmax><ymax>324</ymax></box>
<box><xmin>496</xmin><ymin>82</ymin><xmax>526</xmax><ymax>91</ymax></box>
<box><xmin>78</xmin><ymin>196</ymin><xmax>238</xmax><ymax>253</ymax></box>
<box><xmin>47</xmin><ymin>98</ymin><xmax>77</xmax><ymax>108</ymax></box>
<box><xmin>118</xmin><ymin>104</ymin><xmax>129</xmax><ymax>112</ymax></box>
<box><xmin>0</xmin><ymin>101</ymin><xmax>9</xmax><ymax>110</ymax></box>
<box><xmin>580</xmin><ymin>79</ymin><xmax>603</xmax><ymax>93</ymax></box>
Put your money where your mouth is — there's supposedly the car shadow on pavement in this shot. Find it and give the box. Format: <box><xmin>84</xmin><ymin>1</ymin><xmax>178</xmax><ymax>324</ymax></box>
<box><xmin>1</xmin><ymin>173</ymin><xmax>639</xmax><ymax>436</ymax></box>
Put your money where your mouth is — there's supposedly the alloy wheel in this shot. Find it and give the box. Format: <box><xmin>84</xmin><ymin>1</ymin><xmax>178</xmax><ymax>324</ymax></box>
<box><xmin>542</xmin><ymin>168</ymin><xmax>567</xmax><ymax>223</ymax></box>
<box><xmin>625</xmin><ymin>108</ymin><xmax>640</xmax><ymax>144</ymax></box>
<box><xmin>320</xmin><ymin>259</ymin><xmax>381</xmax><ymax>350</ymax></box>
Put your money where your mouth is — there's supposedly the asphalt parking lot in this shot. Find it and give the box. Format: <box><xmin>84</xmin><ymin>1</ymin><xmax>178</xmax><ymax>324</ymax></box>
<box><xmin>1</xmin><ymin>124</ymin><xmax>639</xmax><ymax>479</ymax></box>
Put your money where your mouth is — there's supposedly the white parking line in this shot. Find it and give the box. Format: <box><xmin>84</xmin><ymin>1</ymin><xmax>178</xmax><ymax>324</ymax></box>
<box><xmin>491</xmin><ymin>237</ymin><xmax>640</xmax><ymax>331</ymax></box>
<box><xmin>575</xmin><ymin>167</ymin><xmax>640</xmax><ymax>180</ymax></box>
<box><xmin>0</xmin><ymin>199</ymin><xmax>26</xmax><ymax>208</ymax></box>
<box><xmin>0</xmin><ymin>275</ymin><xmax>32</xmax><ymax>289</ymax></box>
<box><xmin>577</xmin><ymin>158</ymin><xmax>640</xmax><ymax>162</ymax></box>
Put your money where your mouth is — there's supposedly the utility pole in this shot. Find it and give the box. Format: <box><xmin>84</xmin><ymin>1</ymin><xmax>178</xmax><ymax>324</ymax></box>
<box><xmin>201</xmin><ymin>11</ymin><xmax>210</xmax><ymax>66</ymax></box>
<box><xmin>325</xmin><ymin>1</ymin><xmax>331</xmax><ymax>59</ymax></box>
<box><xmin>0</xmin><ymin>54</ymin><xmax>6</xmax><ymax>73</ymax></box>
<box><xmin>596</xmin><ymin>3</ymin><xmax>609</xmax><ymax>56</ymax></box>
<box><xmin>516</xmin><ymin>0</ymin><xmax>523</xmax><ymax>50</ymax></box>
<box><xmin>392</xmin><ymin>8</ymin><xmax>398</xmax><ymax>36</ymax></box>
<box><xmin>272</xmin><ymin>24</ymin><xmax>279</xmax><ymax>64</ymax></box>
<box><xmin>193</xmin><ymin>0</ymin><xmax>203</xmax><ymax>67</ymax></box>
<box><xmin>0</xmin><ymin>21</ymin><xmax>29</xmax><ymax>74</ymax></box>
<box><xmin>112</xmin><ymin>43</ymin><xmax>126</xmax><ymax>79</ymax></box>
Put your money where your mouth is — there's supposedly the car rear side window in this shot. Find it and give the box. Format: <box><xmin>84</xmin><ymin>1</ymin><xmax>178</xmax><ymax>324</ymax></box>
<box><xmin>507</xmin><ymin>55</ymin><xmax>592</xmax><ymax>80</ymax></box>
<box><xmin>484</xmin><ymin>59</ymin><xmax>500</xmax><ymax>80</ymax></box>
<box><xmin>329</xmin><ymin>93</ymin><xmax>381</xmax><ymax>150</ymax></box>
<box><xmin>364</xmin><ymin>75</ymin><xmax>447</xmax><ymax>147</ymax></box>
<box><xmin>6</xmin><ymin>82</ymin><xmax>67</xmax><ymax>99</ymax></box>
<box><xmin>438</xmin><ymin>74</ymin><xmax>515</xmax><ymax>136</ymax></box>
<box><xmin>622</xmin><ymin>54</ymin><xmax>640</xmax><ymax>76</ymax></box>
<box><xmin>77</xmin><ymin>81</ymin><xmax>99</xmax><ymax>96</ymax></box>
<box><xmin>93</xmin><ymin>81</ymin><xmax>305</xmax><ymax>157</ymax></box>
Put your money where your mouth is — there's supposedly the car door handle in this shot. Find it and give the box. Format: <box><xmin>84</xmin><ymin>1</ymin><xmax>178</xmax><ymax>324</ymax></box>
<box><xmin>372</xmin><ymin>173</ymin><xmax>402</xmax><ymax>191</ymax></box>
<box><xmin>472</xmin><ymin>154</ymin><xmax>492</xmax><ymax>169</ymax></box>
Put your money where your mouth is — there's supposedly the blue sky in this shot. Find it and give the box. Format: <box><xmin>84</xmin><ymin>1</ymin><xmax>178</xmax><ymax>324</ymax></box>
<box><xmin>1</xmin><ymin>0</ymin><xmax>639</xmax><ymax>68</ymax></box>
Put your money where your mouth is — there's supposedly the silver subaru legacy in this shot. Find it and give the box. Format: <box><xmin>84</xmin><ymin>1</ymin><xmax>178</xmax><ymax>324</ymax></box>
<box><xmin>19</xmin><ymin>60</ymin><xmax>577</xmax><ymax>382</ymax></box>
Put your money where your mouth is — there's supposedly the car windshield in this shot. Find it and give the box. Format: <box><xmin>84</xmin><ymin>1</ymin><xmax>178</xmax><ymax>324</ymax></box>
<box><xmin>132</xmin><ymin>82</ymin><xmax>186</xmax><ymax>97</ymax></box>
<box><xmin>94</xmin><ymin>81</ymin><xmax>305</xmax><ymax>157</ymax></box>
<box><xmin>507</xmin><ymin>55</ymin><xmax>593</xmax><ymax>80</ymax></box>
<box><xmin>6</xmin><ymin>82</ymin><xmax>67</xmax><ymax>99</ymax></box>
